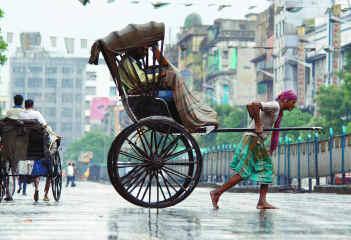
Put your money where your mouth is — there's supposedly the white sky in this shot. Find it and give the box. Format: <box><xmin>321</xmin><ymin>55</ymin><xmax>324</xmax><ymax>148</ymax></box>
<box><xmin>0</xmin><ymin>0</ymin><xmax>271</xmax><ymax>42</ymax></box>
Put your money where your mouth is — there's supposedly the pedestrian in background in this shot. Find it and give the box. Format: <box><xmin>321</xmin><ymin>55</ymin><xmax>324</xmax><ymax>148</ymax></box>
<box><xmin>66</xmin><ymin>162</ymin><xmax>74</xmax><ymax>187</ymax></box>
<box><xmin>71</xmin><ymin>162</ymin><xmax>77</xmax><ymax>187</ymax></box>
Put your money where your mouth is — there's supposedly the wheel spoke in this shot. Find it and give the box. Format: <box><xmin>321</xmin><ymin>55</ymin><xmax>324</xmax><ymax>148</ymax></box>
<box><xmin>163</xmin><ymin>148</ymin><xmax>192</xmax><ymax>162</ymax></box>
<box><xmin>120</xmin><ymin>166</ymin><xmax>143</xmax><ymax>184</ymax></box>
<box><xmin>122</xmin><ymin>168</ymin><xmax>146</xmax><ymax>187</ymax></box>
<box><xmin>158</xmin><ymin>126</ymin><xmax>171</xmax><ymax>155</ymax></box>
<box><xmin>141</xmin><ymin>171</ymin><xmax>153</xmax><ymax>202</ymax></box>
<box><xmin>160</xmin><ymin>135</ymin><xmax>181</xmax><ymax>158</ymax></box>
<box><xmin>162</xmin><ymin>169</ymin><xmax>187</xmax><ymax>192</ymax></box>
<box><xmin>136</xmin><ymin>170</ymin><xmax>148</xmax><ymax>199</ymax></box>
<box><xmin>136</xmin><ymin>128</ymin><xmax>151</xmax><ymax>156</ymax></box>
<box><xmin>162</xmin><ymin>166</ymin><xmax>193</xmax><ymax>180</ymax></box>
<box><xmin>123</xmin><ymin>167</ymin><xmax>146</xmax><ymax>189</ymax></box>
<box><xmin>120</xmin><ymin>151</ymin><xmax>146</xmax><ymax>162</ymax></box>
<box><xmin>155</xmin><ymin>170</ymin><xmax>166</xmax><ymax>201</ymax></box>
<box><xmin>126</xmin><ymin>171</ymin><xmax>147</xmax><ymax>193</ymax></box>
<box><xmin>126</xmin><ymin>138</ymin><xmax>149</xmax><ymax>159</ymax></box>
<box><xmin>117</xmin><ymin>162</ymin><xmax>147</xmax><ymax>168</ymax></box>
<box><xmin>164</xmin><ymin>161</ymin><xmax>196</xmax><ymax>166</ymax></box>
<box><xmin>159</xmin><ymin>169</ymin><xmax>177</xmax><ymax>195</ymax></box>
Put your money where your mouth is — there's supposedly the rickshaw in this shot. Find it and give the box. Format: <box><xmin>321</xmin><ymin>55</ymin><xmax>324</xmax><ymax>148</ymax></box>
<box><xmin>89</xmin><ymin>22</ymin><xmax>321</xmax><ymax>208</ymax></box>
<box><xmin>0</xmin><ymin>118</ymin><xmax>62</xmax><ymax>202</ymax></box>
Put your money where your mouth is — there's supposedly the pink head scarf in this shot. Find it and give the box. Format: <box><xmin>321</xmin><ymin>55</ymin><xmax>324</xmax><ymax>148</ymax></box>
<box><xmin>270</xmin><ymin>90</ymin><xmax>297</xmax><ymax>154</ymax></box>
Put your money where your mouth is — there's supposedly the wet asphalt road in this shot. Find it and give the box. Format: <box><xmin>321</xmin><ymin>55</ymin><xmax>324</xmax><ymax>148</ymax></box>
<box><xmin>0</xmin><ymin>181</ymin><xmax>351</xmax><ymax>240</ymax></box>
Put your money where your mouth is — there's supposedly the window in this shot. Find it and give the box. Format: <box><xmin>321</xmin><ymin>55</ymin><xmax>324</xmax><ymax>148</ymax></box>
<box><xmin>46</xmin><ymin>67</ymin><xmax>57</xmax><ymax>74</ymax></box>
<box><xmin>109</xmin><ymin>86</ymin><xmax>117</xmax><ymax>97</ymax></box>
<box><xmin>12</xmin><ymin>66</ymin><xmax>25</xmax><ymax>73</ymax></box>
<box><xmin>61</xmin><ymin>108</ymin><xmax>73</xmax><ymax>118</ymax></box>
<box><xmin>85</xmin><ymin>100</ymin><xmax>90</xmax><ymax>109</ymax></box>
<box><xmin>64</xmin><ymin>38</ymin><xmax>74</xmax><ymax>54</ymax></box>
<box><xmin>45</xmin><ymin>107</ymin><xmax>56</xmax><ymax>117</ymax></box>
<box><xmin>76</xmin><ymin>67</ymin><xmax>84</xmax><ymax>74</ymax></box>
<box><xmin>27</xmin><ymin>92</ymin><xmax>42</xmax><ymax>102</ymax></box>
<box><xmin>76</xmin><ymin>78</ymin><xmax>82</xmax><ymax>87</ymax></box>
<box><xmin>62</xmin><ymin>93</ymin><xmax>73</xmax><ymax>103</ymax></box>
<box><xmin>62</xmin><ymin>67</ymin><xmax>73</xmax><ymax>74</ymax></box>
<box><xmin>50</xmin><ymin>36</ymin><xmax>57</xmax><ymax>48</ymax></box>
<box><xmin>85</xmin><ymin>86</ymin><xmax>96</xmax><ymax>95</ymax></box>
<box><xmin>80</xmin><ymin>39</ymin><xmax>87</xmax><ymax>49</ymax></box>
<box><xmin>29</xmin><ymin>66</ymin><xmax>42</xmax><ymax>73</ymax></box>
<box><xmin>7</xmin><ymin>32</ymin><xmax>13</xmax><ymax>44</ymax></box>
<box><xmin>28</xmin><ymin>78</ymin><xmax>42</xmax><ymax>88</ymax></box>
<box><xmin>44</xmin><ymin>93</ymin><xmax>56</xmax><ymax>103</ymax></box>
<box><xmin>46</xmin><ymin>78</ymin><xmax>57</xmax><ymax>88</ymax></box>
<box><xmin>221</xmin><ymin>84</ymin><xmax>230</xmax><ymax>105</ymax></box>
<box><xmin>62</xmin><ymin>123</ymin><xmax>73</xmax><ymax>132</ymax></box>
<box><xmin>87</xmin><ymin>71</ymin><xmax>97</xmax><ymax>81</ymax></box>
<box><xmin>62</xmin><ymin>78</ymin><xmax>73</xmax><ymax>88</ymax></box>
<box><xmin>14</xmin><ymin>78</ymin><xmax>25</xmax><ymax>88</ymax></box>
<box><xmin>76</xmin><ymin>93</ymin><xmax>82</xmax><ymax>102</ymax></box>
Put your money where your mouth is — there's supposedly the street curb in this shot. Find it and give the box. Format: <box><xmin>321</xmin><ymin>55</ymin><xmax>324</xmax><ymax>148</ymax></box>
<box><xmin>314</xmin><ymin>185</ymin><xmax>351</xmax><ymax>194</ymax></box>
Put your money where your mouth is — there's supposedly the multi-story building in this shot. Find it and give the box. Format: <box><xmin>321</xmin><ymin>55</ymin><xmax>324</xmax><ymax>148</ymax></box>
<box><xmin>200</xmin><ymin>18</ymin><xmax>257</xmax><ymax>106</ymax></box>
<box><xmin>304</xmin><ymin>6</ymin><xmax>351</xmax><ymax>101</ymax></box>
<box><xmin>9</xmin><ymin>32</ymin><xmax>87</xmax><ymax>147</ymax></box>
<box><xmin>273</xmin><ymin>0</ymin><xmax>330</xmax><ymax>110</ymax></box>
<box><xmin>176</xmin><ymin>13</ymin><xmax>209</xmax><ymax>92</ymax></box>
<box><xmin>84</xmin><ymin>64</ymin><xmax>116</xmax><ymax>132</ymax></box>
<box><xmin>252</xmin><ymin>4</ymin><xmax>275</xmax><ymax>101</ymax></box>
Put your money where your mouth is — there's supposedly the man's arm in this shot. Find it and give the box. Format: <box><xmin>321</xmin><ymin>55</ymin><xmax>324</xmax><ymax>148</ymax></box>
<box><xmin>246</xmin><ymin>102</ymin><xmax>263</xmax><ymax>135</ymax></box>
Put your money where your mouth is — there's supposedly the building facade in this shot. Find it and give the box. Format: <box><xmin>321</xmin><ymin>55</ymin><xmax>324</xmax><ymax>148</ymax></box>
<box><xmin>9</xmin><ymin>32</ymin><xmax>87</xmax><ymax>146</ymax></box>
<box><xmin>273</xmin><ymin>0</ymin><xmax>330</xmax><ymax>110</ymax></box>
<box><xmin>201</xmin><ymin>18</ymin><xmax>257</xmax><ymax>106</ymax></box>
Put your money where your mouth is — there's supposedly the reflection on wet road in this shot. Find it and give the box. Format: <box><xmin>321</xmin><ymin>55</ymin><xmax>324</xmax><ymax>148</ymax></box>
<box><xmin>0</xmin><ymin>182</ymin><xmax>350</xmax><ymax>240</ymax></box>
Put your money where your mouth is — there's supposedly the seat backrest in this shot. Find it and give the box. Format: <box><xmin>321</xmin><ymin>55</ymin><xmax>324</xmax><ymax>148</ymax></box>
<box><xmin>0</xmin><ymin>118</ymin><xmax>49</xmax><ymax>160</ymax></box>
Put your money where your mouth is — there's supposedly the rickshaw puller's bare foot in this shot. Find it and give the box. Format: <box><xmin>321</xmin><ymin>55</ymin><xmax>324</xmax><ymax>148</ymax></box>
<box><xmin>210</xmin><ymin>190</ymin><xmax>220</xmax><ymax>209</ymax></box>
<box><xmin>256</xmin><ymin>201</ymin><xmax>278</xmax><ymax>209</ymax></box>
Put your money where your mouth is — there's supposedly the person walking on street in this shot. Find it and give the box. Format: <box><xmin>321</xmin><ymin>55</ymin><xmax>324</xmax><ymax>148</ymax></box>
<box><xmin>71</xmin><ymin>162</ymin><xmax>77</xmax><ymax>187</ymax></box>
<box><xmin>66</xmin><ymin>162</ymin><xmax>74</xmax><ymax>187</ymax></box>
<box><xmin>210</xmin><ymin>90</ymin><xmax>297</xmax><ymax>210</ymax></box>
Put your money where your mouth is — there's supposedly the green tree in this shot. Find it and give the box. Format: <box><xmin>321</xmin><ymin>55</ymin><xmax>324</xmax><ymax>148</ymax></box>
<box><xmin>315</xmin><ymin>51</ymin><xmax>351</xmax><ymax>135</ymax></box>
<box><xmin>64</xmin><ymin>129</ymin><xmax>114</xmax><ymax>165</ymax></box>
<box><xmin>0</xmin><ymin>9</ymin><xmax>8</xmax><ymax>65</ymax></box>
<box><xmin>196</xmin><ymin>104</ymin><xmax>247</xmax><ymax>148</ymax></box>
<box><xmin>280</xmin><ymin>108</ymin><xmax>313</xmax><ymax>140</ymax></box>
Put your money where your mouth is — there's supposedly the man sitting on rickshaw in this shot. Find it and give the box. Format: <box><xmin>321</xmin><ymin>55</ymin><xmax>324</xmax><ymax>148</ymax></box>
<box><xmin>117</xmin><ymin>46</ymin><xmax>218</xmax><ymax>132</ymax></box>
<box><xmin>0</xmin><ymin>97</ymin><xmax>60</xmax><ymax>202</ymax></box>
<box><xmin>20</xmin><ymin>99</ymin><xmax>60</xmax><ymax>202</ymax></box>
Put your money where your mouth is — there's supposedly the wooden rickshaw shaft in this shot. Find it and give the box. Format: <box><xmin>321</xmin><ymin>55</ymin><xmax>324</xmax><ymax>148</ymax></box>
<box><xmin>202</xmin><ymin>127</ymin><xmax>323</xmax><ymax>133</ymax></box>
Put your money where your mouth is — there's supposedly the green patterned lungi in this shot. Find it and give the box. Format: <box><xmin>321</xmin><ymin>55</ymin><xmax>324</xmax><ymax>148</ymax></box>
<box><xmin>230</xmin><ymin>135</ymin><xmax>273</xmax><ymax>184</ymax></box>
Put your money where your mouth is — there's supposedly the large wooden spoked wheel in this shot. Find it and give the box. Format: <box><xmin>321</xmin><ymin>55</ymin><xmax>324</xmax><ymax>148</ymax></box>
<box><xmin>108</xmin><ymin>116</ymin><xmax>202</xmax><ymax>208</ymax></box>
<box><xmin>51</xmin><ymin>150</ymin><xmax>62</xmax><ymax>202</ymax></box>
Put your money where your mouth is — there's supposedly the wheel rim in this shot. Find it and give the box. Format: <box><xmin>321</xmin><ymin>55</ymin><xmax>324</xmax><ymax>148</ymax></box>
<box><xmin>51</xmin><ymin>152</ymin><xmax>62</xmax><ymax>201</ymax></box>
<box><xmin>108</xmin><ymin>117</ymin><xmax>202</xmax><ymax>208</ymax></box>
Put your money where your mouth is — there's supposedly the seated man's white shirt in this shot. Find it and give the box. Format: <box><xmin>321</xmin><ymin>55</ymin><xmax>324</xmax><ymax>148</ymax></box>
<box><xmin>20</xmin><ymin>109</ymin><xmax>47</xmax><ymax>125</ymax></box>
<box><xmin>5</xmin><ymin>108</ymin><xmax>25</xmax><ymax>119</ymax></box>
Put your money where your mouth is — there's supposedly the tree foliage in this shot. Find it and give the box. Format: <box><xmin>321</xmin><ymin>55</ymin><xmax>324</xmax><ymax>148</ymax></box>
<box><xmin>315</xmin><ymin>51</ymin><xmax>351</xmax><ymax>135</ymax></box>
<box><xmin>196</xmin><ymin>104</ymin><xmax>247</xmax><ymax>148</ymax></box>
<box><xmin>0</xmin><ymin>9</ymin><xmax>8</xmax><ymax>65</ymax></box>
<box><xmin>64</xmin><ymin>129</ymin><xmax>114</xmax><ymax>165</ymax></box>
